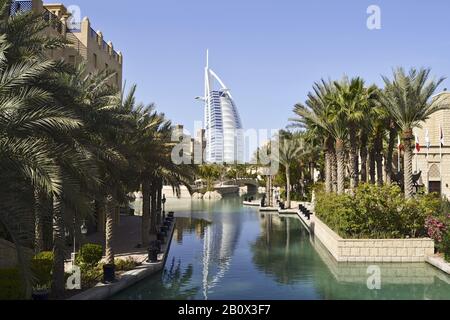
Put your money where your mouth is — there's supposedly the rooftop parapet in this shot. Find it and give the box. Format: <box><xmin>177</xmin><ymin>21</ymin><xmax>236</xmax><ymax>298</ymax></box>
<box><xmin>9</xmin><ymin>0</ymin><xmax>122</xmax><ymax>65</ymax></box>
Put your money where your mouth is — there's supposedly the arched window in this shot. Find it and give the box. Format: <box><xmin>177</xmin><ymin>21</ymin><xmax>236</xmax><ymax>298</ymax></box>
<box><xmin>428</xmin><ymin>164</ymin><xmax>440</xmax><ymax>181</ymax></box>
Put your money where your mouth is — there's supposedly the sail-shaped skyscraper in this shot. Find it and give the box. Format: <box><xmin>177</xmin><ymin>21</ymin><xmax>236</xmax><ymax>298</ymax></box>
<box><xmin>197</xmin><ymin>51</ymin><xmax>244</xmax><ymax>164</ymax></box>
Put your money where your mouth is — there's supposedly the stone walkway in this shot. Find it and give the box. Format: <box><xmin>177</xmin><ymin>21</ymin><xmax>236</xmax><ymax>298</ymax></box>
<box><xmin>86</xmin><ymin>215</ymin><xmax>151</xmax><ymax>257</ymax></box>
<box><xmin>65</xmin><ymin>215</ymin><xmax>155</xmax><ymax>272</ymax></box>
<box><xmin>68</xmin><ymin>219</ymin><xmax>176</xmax><ymax>300</ymax></box>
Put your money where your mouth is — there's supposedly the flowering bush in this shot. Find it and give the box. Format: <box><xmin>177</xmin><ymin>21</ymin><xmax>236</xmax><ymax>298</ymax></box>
<box><xmin>424</xmin><ymin>196</ymin><xmax>450</xmax><ymax>261</ymax></box>
<box><xmin>425</xmin><ymin>216</ymin><xmax>447</xmax><ymax>243</ymax></box>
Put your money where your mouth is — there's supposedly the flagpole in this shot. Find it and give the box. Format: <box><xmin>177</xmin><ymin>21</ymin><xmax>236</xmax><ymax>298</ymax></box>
<box><xmin>426</xmin><ymin>129</ymin><xmax>430</xmax><ymax>192</ymax></box>
<box><xmin>398</xmin><ymin>135</ymin><xmax>401</xmax><ymax>173</ymax></box>
<box><xmin>415</xmin><ymin>133</ymin><xmax>418</xmax><ymax>173</ymax></box>
<box><xmin>416</xmin><ymin>149</ymin><xmax>418</xmax><ymax>173</ymax></box>
<box><xmin>440</xmin><ymin>125</ymin><xmax>443</xmax><ymax>196</ymax></box>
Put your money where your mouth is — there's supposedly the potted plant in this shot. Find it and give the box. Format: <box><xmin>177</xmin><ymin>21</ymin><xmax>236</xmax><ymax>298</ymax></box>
<box><xmin>31</xmin><ymin>252</ymin><xmax>54</xmax><ymax>300</ymax></box>
<box><xmin>32</xmin><ymin>284</ymin><xmax>50</xmax><ymax>300</ymax></box>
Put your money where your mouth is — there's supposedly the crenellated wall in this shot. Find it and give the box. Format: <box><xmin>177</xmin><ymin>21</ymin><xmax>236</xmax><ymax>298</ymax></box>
<box><xmin>28</xmin><ymin>0</ymin><xmax>123</xmax><ymax>88</ymax></box>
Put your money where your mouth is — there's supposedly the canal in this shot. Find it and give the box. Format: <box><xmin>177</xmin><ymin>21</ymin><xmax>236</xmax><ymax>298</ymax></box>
<box><xmin>113</xmin><ymin>197</ymin><xmax>450</xmax><ymax>300</ymax></box>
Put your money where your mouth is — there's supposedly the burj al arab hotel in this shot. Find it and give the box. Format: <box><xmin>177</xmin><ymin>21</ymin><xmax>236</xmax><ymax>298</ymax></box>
<box><xmin>196</xmin><ymin>51</ymin><xmax>244</xmax><ymax>164</ymax></box>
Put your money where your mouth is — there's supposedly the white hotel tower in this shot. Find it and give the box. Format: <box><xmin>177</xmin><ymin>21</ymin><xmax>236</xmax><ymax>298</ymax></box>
<box><xmin>196</xmin><ymin>51</ymin><xmax>244</xmax><ymax>164</ymax></box>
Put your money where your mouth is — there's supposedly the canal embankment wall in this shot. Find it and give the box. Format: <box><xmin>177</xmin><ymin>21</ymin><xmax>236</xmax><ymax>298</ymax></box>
<box><xmin>310</xmin><ymin>215</ymin><xmax>435</xmax><ymax>263</ymax></box>
<box><xmin>292</xmin><ymin>200</ymin><xmax>435</xmax><ymax>263</ymax></box>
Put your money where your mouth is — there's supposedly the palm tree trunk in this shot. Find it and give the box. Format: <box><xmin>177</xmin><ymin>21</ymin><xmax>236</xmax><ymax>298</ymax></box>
<box><xmin>386</xmin><ymin>125</ymin><xmax>396</xmax><ymax>184</ymax></box>
<box><xmin>300</xmin><ymin>169</ymin><xmax>305</xmax><ymax>198</ymax></box>
<box><xmin>285</xmin><ymin>167</ymin><xmax>291</xmax><ymax>209</ymax></box>
<box><xmin>331</xmin><ymin>149</ymin><xmax>337</xmax><ymax>193</ymax></box>
<box><xmin>324</xmin><ymin>150</ymin><xmax>331</xmax><ymax>193</ymax></box>
<box><xmin>156</xmin><ymin>179</ymin><xmax>162</xmax><ymax>226</ymax></box>
<box><xmin>336</xmin><ymin>139</ymin><xmax>345</xmax><ymax>194</ymax></box>
<box><xmin>376</xmin><ymin>153</ymin><xmax>384</xmax><ymax>186</ymax></box>
<box><xmin>141</xmin><ymin>179</ymin><xmax>150</xmax><ymax>246</ymax></box>
<box><xmin>105</xmin><ymin>197</ymin><xmax>114</xmax><ymax>265</ymax></box>
<box><xmin>403</xmin><ymin>131</ymin><xmax>414</xmax><ymax>199</ymax></box>
<box><xmin>34</xmin><ymin>189</ymin><xmax>44</xmax><ymax>254</ymax></box>
<box><xmin>369</xmin><ymin>147</ymin><xmax>376</xmax><ymax>184</ymax></box>
<box><xmin>360</xmin><ymin>132</ymin><xmax>368</xmax><ymax>183</ymax></box>
<box><xmin>150</xmin><ymin>183</ymin><xmax>158</xmax><ymax>235</ymax></box>
<box><xmin>349</xmin><ymin>129</ymin><xmax>359</xmax><ymax>189</ymax></box>
<box><xmin>51</xmin><ymin>195</ymin><xmax>65</xmax><ymax>299</ymax></box>
<box><xmin>324</xmin><ymin>140</ymin><xmax>332</xmax><ymax>193</ymax></box>
<box><xmin>266</xmin><ymin>175</ymin><xmax>273</xmax><ymax>207</ymax></box>
<box><xmin>375</xmin><ymin>133</ymin><xmax>384</xmax><ymax>186</ymax></box>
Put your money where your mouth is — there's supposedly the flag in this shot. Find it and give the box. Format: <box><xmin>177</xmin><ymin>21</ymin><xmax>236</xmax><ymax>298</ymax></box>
<box><xmin>415</xmin><ymin>134</ymin><xmax>421</xmax><ymax>152</ymax></box>
<box><xmin>397</xmin><ymin>135</ymin><xmax>404</xmax><ymax>151</ymax></box>
<box><xmin>425</xmin><ymin>129</ymin><xmax>430</xmax><ymax>149</ymax></box>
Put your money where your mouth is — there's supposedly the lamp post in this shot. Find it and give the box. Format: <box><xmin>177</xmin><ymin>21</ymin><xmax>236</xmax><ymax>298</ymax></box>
<box><xmin>64</xmin><ymin>228</ymin><xmax>70</xmax><ymax>247</ymax></box>
<box><xmin>162</xmin><ymin>194</ymin><xmax>167</xmax><ymax>220</ymax></box>
<box><xmin>71</xmin><ymin>212</ymin><xmax>77</xmax><ymax>264</ymax></box>
<box><xmin>80</xmin><ymin>220</ymin><xmax>88</xmax><ymax>255</ymax></box>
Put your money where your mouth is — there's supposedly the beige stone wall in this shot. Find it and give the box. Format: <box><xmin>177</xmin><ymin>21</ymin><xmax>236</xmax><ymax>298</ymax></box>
<box><xmin>311</xmin><ymin>238</ymin><xmax>444</xmax><ymax>285</ymax></box>
<box><xmin>32</xmin><ymin>0</ymin><xmax>123</xmax><ymax>88</ymax></box>
<box><xmin>311</xmin><ymin>216</ymin><xmax>435</xmax><ymax>263</ymax></box>
<box><xmin>414</xmin><ymin>96</ymin><xmax>450</xmax><ymax>199</ymax></box>
<box><xmin>73</xmin><ymin>18</ymin><xmax>123</xmax><ymax>87</ymax></box>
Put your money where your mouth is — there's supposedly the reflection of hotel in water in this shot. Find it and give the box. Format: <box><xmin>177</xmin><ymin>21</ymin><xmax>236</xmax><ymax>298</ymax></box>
<box><xmin>175</xmin><ymin>210</ymin><xmax>242</xmax><ymax>300</ymax></box>
<box><xmin>202</xmin><ymin>212</ymin><xmax>242</xmax><ymax>299</ymax></box>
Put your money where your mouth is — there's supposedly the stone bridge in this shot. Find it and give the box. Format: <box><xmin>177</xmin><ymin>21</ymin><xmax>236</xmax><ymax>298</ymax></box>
<box><xmin>221</xmin><ymin>178</ymin><xmax>259</xmax><ymax>194</ymax></box>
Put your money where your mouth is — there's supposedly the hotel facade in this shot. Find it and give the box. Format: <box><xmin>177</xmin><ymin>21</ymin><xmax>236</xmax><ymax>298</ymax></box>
<box><xmin>10</xmin><ymin>0</ymin><xmax>123</xmax><ymax>87</ymax></box>
<box><xmin>199</xmin><ymin>52</ymin><xmax>244</xmax><ymax>164</ymax></box>
<box><xmin>413</xmin><ymin>92</ymin><xmax>450</xmax><ymax>198</ymax></box>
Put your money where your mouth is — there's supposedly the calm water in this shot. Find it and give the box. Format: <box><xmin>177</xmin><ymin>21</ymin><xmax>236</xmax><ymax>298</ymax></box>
<box><xmin>113</xmin><ymin>197</ymin><xmax>450</xmax><ymax>300</ymax></box>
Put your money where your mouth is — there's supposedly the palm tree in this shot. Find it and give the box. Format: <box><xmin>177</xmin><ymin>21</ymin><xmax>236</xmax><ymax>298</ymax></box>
<box><xmin>327</xmin><ymin>113</ymin><xmax>348</xmax><ymax>194</ymax></box>
<box><xmin>0</xmin><ymin>0</ymin><xmax>67</xmax><ymax>64</ymax></box>
<box><xmin>43</xmin><ymin>60</ymin><xmax>136</xmax><ymax>296</ymax></box>
<box><xmin>273</xmin><ymin>132</ymin><xmax>304</xmax><ymax>208</ymax></box>
<box><xmin>292</xmin><ymin>80</ymin><xmax>336</xmax><ymax>193</ymax></box>
<box><xmin>380</xmin><ymin>68</ymin><xmax>446</xmax><ymax>198</ymax></box>
<box><xmin>0</xmin><ymin>37</ymin><xmax>82</xmax><ymax>298</ymax></box>
<box><xmin>198</xmin><ymin>165</ymin><xmax>221</xmax><ymax>192</ymax></box>
<box><xmin>332</xmin><ymin>78</ymin><xmax>378</xmax><ymax>190</ymax></box>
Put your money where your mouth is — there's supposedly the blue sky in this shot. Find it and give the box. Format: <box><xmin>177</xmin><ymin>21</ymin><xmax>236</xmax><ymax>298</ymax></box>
<box><xmin>70</xmin><ymin>0</ymin><xmax>450</xmax><ymax>135</ymax></box>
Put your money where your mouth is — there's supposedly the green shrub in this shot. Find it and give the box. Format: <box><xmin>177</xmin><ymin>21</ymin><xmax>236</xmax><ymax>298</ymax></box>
<box><xmin>0</xmin><ymin>268</ymin><xmax>24</xmax><ymax>300</ymax></box>
<box><xmin>31</xmin><ymin>251</ymin><xmax>54</xmax><ymax>288</ymax></box>
<box><xmin>80</xmin><ymin>264</ymin><xmax>103</xmax><ymax>288</ymax></box>
<box><xmin>115</xmin><ymin>258</ymin><xmax>139</xmax><ymax>272</ymax></box>
<box><xmin>315</xmin><ymin>184</ymin><xmax>440</xmax><ymax>239</ymax></box>
<box><xmin>78</xmin><ymin>244</ymin><xmax>103</xmax><ymax>266</ymax></box>
<box><xmin>442</xmin><ymin>231</ymin><xmax>450</xmax><ymax>262</ymax></box>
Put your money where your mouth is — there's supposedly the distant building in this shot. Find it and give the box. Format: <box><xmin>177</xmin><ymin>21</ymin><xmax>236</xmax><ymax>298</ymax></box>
<box><xmin>173</xmin><ymin>125</ymin><xmax>206</xmax><ymax>165</ymax></box>
<box><xmin>413</xmin><ymin>92</ymin><xmax>450</xmax><ymax>198</ymax></box>
<box><xmin>191</xmin><ymin>129</ymin><xmax>206</xmax><ymax>164</ymax></box>
<box><xmin>10</xmin><ymin>0</ymin><xmax>123</xmax><ymax>87</ymax></box>
<box><xmin>197</xmin><ymin>51</ymin><xmax>244</xmax><ymax>164</ymax></box>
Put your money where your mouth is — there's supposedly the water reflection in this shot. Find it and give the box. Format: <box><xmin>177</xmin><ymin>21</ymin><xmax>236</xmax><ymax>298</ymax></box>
<box><xmin>174</xmin><ymin>218</ymin><xmax>211</xmax><ymax>243</ymax></box>
<box><xmin>251</xmin><ymin>214</ymin><xmax>317</xmax><ymax>285</ymax></box>
<box><xmin>114</xmin><ymin>199</ymin><xmax>450</xmax><ymax>300</ymax></box>
<box><xmin>174</xmin><ymin>200</ymin><xmax>243</xmax><ymax>300</ymax></box>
